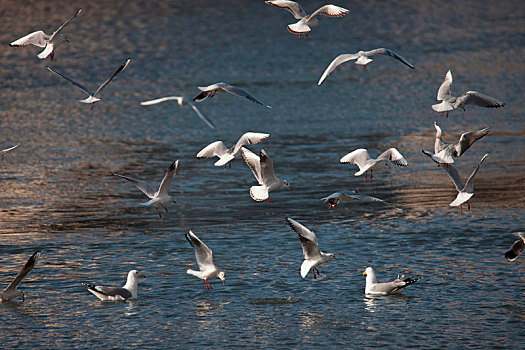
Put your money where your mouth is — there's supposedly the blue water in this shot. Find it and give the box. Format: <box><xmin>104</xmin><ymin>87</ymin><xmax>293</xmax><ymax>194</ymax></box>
<box><xmin>1</xmin><ymin>0</ymin><xmax>524</xmax><ymax>348</ymax></box>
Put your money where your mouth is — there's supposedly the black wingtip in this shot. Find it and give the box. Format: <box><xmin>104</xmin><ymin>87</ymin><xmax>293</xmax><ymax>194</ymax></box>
<box><xmin>185</xmin><ymin>232</ymin><xmax>193</xmax><ymax>245</ymax></box>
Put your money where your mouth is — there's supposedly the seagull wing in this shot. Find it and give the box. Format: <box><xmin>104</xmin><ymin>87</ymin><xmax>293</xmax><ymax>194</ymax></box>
<box><xmin>377</xmin><ymin>148</ymin><xmax>408</xmax><ymax>166</ymax></box>
<box><xmin>241</xmin><ymin>147</ymin><xmax>264</xmax><ymax>185</ymax></box>
<box><xmin>264</xmin><ymin>0</ymin><xmax>307</xmax><ymax>19</ymax></box>
<box><xmin>1</xmin><ymin>143</ymin><xmax>22</xmax><ymax>154</ymax></box>
<box><xmin>437</xmin><ymin>70</ymin><xmax>453</xmax><ymax>101</ymax></box>
<box><xmin>364</xmin><ymin>48</ymin><xmax>415</xmax><ymax>69</ymax></box>
<box><xmin>140</xmin><ymin>96</ymin><xmax>183</xmax><ymax>105</ymax></box>
<box><xmin>4</xmin><ymin>251</ymin><xmax>41</xmax><ymax>292</ymax></box>
<box><xmin>259</xmin><ymin>149</ymin><xmax>278</xmax><ymax>185</ymax></box>
<box><xmin>339</xmin><ymin>148</ymin><xmax>372</xmax><ymax>168</ymax></box>
<box><xmin>46</xmin><ymin>66</ymin><xmax>92</xmax><ymax>96</ymax></box>
<box><xmin>157</xmin><ymin>160</ymin><xmax>178</xmax><ymax>196</ymax></box>
<box><xmin>463</xmin><ymin>153</ymin><xmax>488</xmax><ymax>193</ymax></box>
<box><xmin>49</xmin><ymin>8</ymin><xmax>81</xmax><ymax>41</ymax></box>
<box><xmin>232</xmin><ymin>132</ymin><xmax>270</xmax><ymax>155</ymax></box>
<box><xmin>93</xmin><ymin>58</ymin><xmax>131</xmax><ymax>97</ymax></box>
<box><xmin>371</xmin><ymin>276</ymin><xmax>419</xmax><ymax>294</ymax></box>
<box><xmin>286</xmin><ymin>218</ymin><xmax>322</xmax><ymax>260</ymax></box>
<box><xmin>339</xmin><ymin>190</ymin><xmax>386</xmax><ymax>203</ymax></box>
<box><xmin>442</xmin><ymin>164</ymin><xmax>465</xmax><ymax>192</ymax></box>
<box><xmin>186</xmin><ymin>101</ymin><xmax>216</xmax><ymax>130</ymax></box>
<box><xmin>87</xmin><ymin>285</ymin><xmax>132</xmax><ymax>299</ymax></box>
<box><xmin>216</xmin><ymin>83</ymin><xmax>272</xmax><ymax>108</ymax></box>
<box><xmin>317</xmin><ymin>53</ymin><xmax>359</xmax><ymax>85</ymax></box>
<box><xmin>186</xmin><ymin>231</ymin><xmax>215</xmax><ymax>271</ymax></box>
<box><xmin>505</xmin><ymin>238</ymin><xmax>525</xmax><ymax>262</ymax></box>
<box><xmin>113</xmin><ymin>173</ymin><xmax>156</xmax><ymax>198</ymax></box>
<box><xmin>196</xmin><ymin>141</ymin><xmax>228</xmax><ymax>159</ymax></box>
<box><xmin>10</xmin><ymin>31</ymin><xmax>49</xmax><ymax>47</ymax></box>
<box><xmin>455</xmin><ymin>128</ymin><xmax>489</xmax><ymax>157</ymax></box>
<box><xmin>455</xmin><ymin>91</ymin><xmax>505</xmax><ymax>108</ymax></box>
<box><xmin>308</xmin><ymin>4</ymin><xmax>350</xmax><ymax>20</ymax></box>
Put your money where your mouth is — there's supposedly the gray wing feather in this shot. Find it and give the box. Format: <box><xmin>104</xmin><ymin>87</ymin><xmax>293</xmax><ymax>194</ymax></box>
<box><xmin>186</xmin><ymin>231</ymin><xmax>215</xmax><ymax>270</ymax></box>
<box><xmin>113</xmin><ymin>173</ymin><xmax>156</xmax><ymax>198</ymax></box>
<box><xmin>157</xmin><ymin>160</ymin><xmax>178</xmax><ymax>196</ymax></box>
<box><xmin>455</xmin><ymin>128</ymin><xmax>489</xmax><ymax>157</ymax></box>
<box><xmin>241</xmin><ymin>147</ymin><xmax>263</xmax><ymax>185</ymax></box>
<box><xmin>91</xmin><ymin>286</ymin><xmax>132</xmax><ymax>299</ymax></box>
<box><xmin>318</xmin><ymin>53</ymin><xmax>360</xmax><ymax>85</ymax></box>
<box><xmin>4</xmin><ymin>251</ymin><xmax>40</xmax><ymax>292</ymax></box>
<box><xmin>49</xmin><ymin>8</ymin><xmax>81</xmax><ymax>41</ymax></box>
<box><xmin>265</xmin><ymin>1</ymin><xmax>307</xmax><ymax>19</ymax></box>
<box><xmin>456</xmin><ymin>91</ymin><xmax>505</xmax><ymax>108</ymax></box>
<box><xmin>259</xmin><ymin>149</ymin><xmax>277</xmax><ymax>185</ymax></box>
<box><xmin>286</xmin><ymin>218</ymin><xmax>321</xmax><ymax>260</ymax></box>
<box><xmin>217</xmin><ymin>83</ymin><xmax>272</xmax><ymax>108</ymax></box>
<box><xmin>442</xmin><ymin>164</ymin><xmax>465</xmax><ymax>192</ymax></box>
<box><xmin>437</xmin><ymin>70</ymin><xmax>453</xmax><ymax>101</ymax></box>
<box><xmin>463</xmin><ymin>154</ymin><xmax>488</xmax><ymax>193</ymax></box>
<box><xmin>188</xmin><ymin>101</ymin><xmax>215</xmax><ymax>130</ymax></box>
<box><xmin>93</xmin><ymin>58</ymin><xmax>131</xmax><ymax>97</ymax></box>
<box><xmin>46</xmin><ymin>66</ymin><xmax>92</xmax><ymax>96</ymax></box>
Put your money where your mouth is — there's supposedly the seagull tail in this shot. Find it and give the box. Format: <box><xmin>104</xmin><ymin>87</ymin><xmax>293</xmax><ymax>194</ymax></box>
<box><xmin>249</xmin><ymin>186</ymin><xmax>268</xmax><ymax>201</ymax></box>
<box><xmin>432</xmin><ymin>101</ymin><xmax>453</xmax><ymax>112</ymax></box>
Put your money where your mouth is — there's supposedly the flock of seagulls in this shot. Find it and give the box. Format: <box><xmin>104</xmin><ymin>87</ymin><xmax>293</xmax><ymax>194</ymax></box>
<box><xmin>2</xmin><ymin>1</ymin><xmax>517</xmax><ymax>303</ymax></box>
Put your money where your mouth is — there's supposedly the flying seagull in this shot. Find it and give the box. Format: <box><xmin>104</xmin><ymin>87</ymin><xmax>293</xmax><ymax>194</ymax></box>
<box><xmin>84</xmin><ymin>270</ymin><xmax>145</xmax><ymax>301</ymax></box>
<box><xmin>241</xmin><ymin>148</ymin><xmax>291</xmax><ymax>202</ymax></box>
<box><xmin>1</xmin><ymin>143</ymin><xmax>22</xmax><ymax>155</ymax></box>
<box><xmin>432</xmin><ymin>70</ymin><xmax>505</xmax><ymax>118</ymax></box>
<box><xmin>196</xmin><ymin>132</ymin><xmax>270</xmax><ymax>169</ymax></box>
<box><xmin>265</xmin><ymin>1</ymin><xmax>349</xmax><ymax>38</ymax></box>
<box><xmin>505</xmin><ymin>232</ymin><xmax>525</xmax><ymax>262</ymax></box>
<box><xmin>46</xmin><ymin>58</ymin><xmax>131</xmax><ymax>110</ymax></box>
<box><xmin>318</xmin><ymin>48</ymin><xmax>414</xmax><ymax>85</ymax></box>
<box><xmin>140</xmin><ymin>96</ymin><xmax>216</xmax><ymax>130</ymax></box>
<box><xmin>10</xmin><ymin>8</ymin><xmax>81</xmax><ymax>60</ymax></box>
<box><xmin>193</xmin><ymin>82</ymin><xmax>272</xmax><ymax>108</ymax></box>
<box><xmin>286</xmin><ymin>218</ymin><xmax>337</xmax><ymax>279</ymax></box>
<box><xmin>113</xmin><ymin>160</ymin><xmax>178</xmax><ymax>218</ymax></box>
<box><xmin>340</xmin><ymin>148</ymin><xmax>408</xmax><ymax>182</ymax></box>
<box><xmin>1</xmin><ymin>251</ymin><xmax>41</xmax><ymax>302</ymax></box>
<box><xmin>363</xmin><ymin>266</ymin><xmax>420</xmax><ymax>296</ymax></box>
<box><xmin>185</xmin><ymin>230</ymin><xmax>225</xmax><ymax>290</ymax></box>
<box><xmin>320</xmin><ymin>190</ymin><xmax>397</xmax><ymax>210</ymax></box>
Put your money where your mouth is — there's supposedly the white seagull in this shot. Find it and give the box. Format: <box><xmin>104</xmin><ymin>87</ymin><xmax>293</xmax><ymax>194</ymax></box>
<box><xmin>286</xmin><ymin>218</ymin><xmax>337</xmax><ymax>279</ymax></box>
<box><xmin>84</xmin><ymin>270</ymin><xmax>145</xmax><ymax>301</ymax></box>
<box><xmin>1</xmin><ymin>251</ymin><xmax>40</xmax><ymax>302</ymax></box>
<box><xmin>1</xmin><ymin>143</ymin><xmax>22</xmax><ymax>155</ymax></box>
<box><xmin>321</xmin><ymin>190</ymin><xmax>395</xmax><ymax>210</ymax></box>
<box><xmin>363</xmin><ymin>267</ymin><xmax>420</xmax><ymax>296</ymax></box>
<box><xmin>46</xmin><ymin>58</ymin><xmax>131</xmax><ymax>110</ymax></box>
<box><xmin>265</xmin><ymin>1</ymin><xmax>349</xmax><ymax>38</ymax></box>
<box><xmin>505</xmin><ymin>232</ymin><xmax>525</xmax><ymax>262</ymax></box>
<box><xmin>9</xmin><ymin>8</ymin><xmax>81</xmax><ymax>60</ymax></box>
<box><xmin>140</xmin><ymin>96</ymin><xmax>216</xmax><ymax>130</ymax></box>
<box><xmin>422</xmin><ymin>121</ymin><xmax>489</xmax><ymax>165</ymax></box>
<box><xmin>113</xmin><ymin>160</ymin><xmax>178</xmax><ymax>218</ymax></box>
<box><xmin>340</xmin><ymin>148</ymin><xmax>408</xmax><ymax>182</ymax></box>
<box><xmin>185</xmin><ymin>230</ymin><xmax>225</xmax><ymax>290</ymax></box>
<box><xmin>432</xmin><ymin>70</ymin><xmax>505</xmax><ymax>118</ymax></box>
<box><xmin>318</xmin><ymin>48</ymin><xmax>415</xmax><ymax>85</ymax></box>
<box><xmin>241</xmin><ymin>148</ymin><xmax>291</xmax><ymax>202</ymax></box>
<box><xmin>193</xmin><ymin>82</ymin><xmax>272</xmax><ymax>108</ymax></box>
<box><xmin>196</xmin><ymin>132</ymin><xmax>270</xmax><ymax>169</ymax></box>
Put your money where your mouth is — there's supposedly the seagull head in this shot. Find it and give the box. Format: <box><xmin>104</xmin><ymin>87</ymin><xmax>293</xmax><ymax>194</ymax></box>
<box><xmin>218</xmin><ymin>271</ymin><xmax>226</xmax><ymax>284</ymax></box>
<box><xmin>282</xmin><ymin>179</ymin><xmax>292</xmax><ymax>190</ymax></box>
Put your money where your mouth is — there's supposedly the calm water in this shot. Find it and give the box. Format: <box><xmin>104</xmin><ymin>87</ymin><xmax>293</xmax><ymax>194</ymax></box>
<box><xmin>1</xmin><ymin>0</ymin><xmax>524</xmax><ymax>348</ymax></box>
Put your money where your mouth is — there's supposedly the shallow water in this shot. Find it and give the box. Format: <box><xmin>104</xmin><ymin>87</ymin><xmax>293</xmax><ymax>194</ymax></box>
<box><xmin>0</xmin><ymin>0</ymin><xmax>524</xmax><ymax>348</ymax></box>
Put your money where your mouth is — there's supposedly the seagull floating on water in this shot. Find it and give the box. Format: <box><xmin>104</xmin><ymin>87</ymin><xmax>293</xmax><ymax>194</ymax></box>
<box><xmin>1</xmin><ymin>143</ymin><xmax>22</xmax><ymax>155</ymax></box>
<box><xmin>241</xmin><ymin>148</ymin><xmax>291</xmax><ymax>202</ymax></box>
<box><xmin>505</xmin><ymin>232</ymin><xmax>525</xmax><ymax>262</ymax></box>
<box><xmin>84</xmin><ymin>270</ymin><xmax>145</xmax><ymax>301</ymax></box>
<box><xmin>318</xmin><ymin>48</ymin><xmax>414</xmax><ymax>85</ymax></box>
<box><xmin>340</xmin><ymin>148</ymin><xmax>408</xmax><ymax>182</ymax></box>
<box><xmin>363</xmin><ymin>267</ymin><xmax>420</xmax><ymax>296</ymax></box>
<box><xmin>10</xmin><ymin>8</ymin><xmax>81</xmax><ymax>61</ymax></box>
<box><xmin>193</xmin><ymin>82</ymin><xmax>272</xmax><ymax>108</ymax></box>
<box><xmin>422</xmin><ymin>122</ymin><xmax>489</xmax><ymax>165</ymax></box>
<box><xmin>321</xmin><ymin>190</ymin><xmax>396</xmax><ymax>210</ymax></box>
<box><xmin>196</xmin><ymin>132</ymin><xmax>270</xmax><ymax>169</ymax></box>
<box><xmin>113</xmin><ymin>160</ymin><xmax>178</xmax><ymax>218</ymax></box>
<box><xmin>432</xmin><ymin>70</ymin><xmax>505</xmax><ymax>118</ymax></box>
<box><xmin>286</xmin><ymin>218</ymin><xmax>337</xmax><ymax>279</ymax></box>
<box><xmin>140</xmin><ymin>96</ymin><xmax>215</xmax><ymax>130</ymax></box>
<box><xmin>46</xmin><ymin>58</ymin><xmax>131</xmax><ymax>110</ymax></box>
<box><xmin>185</xmin><ymin>230</ymin><xmax>225</xmax><ymax>290</ymax></box>
<box><xmin>1</xmin><ymin>251</ymin><xmax>40</xmax><ymax>302</ymax></box>
<box><xmin>265</xmin><ymin>1</ymin><xmax>349</xmax><ymax>38</ymax></box>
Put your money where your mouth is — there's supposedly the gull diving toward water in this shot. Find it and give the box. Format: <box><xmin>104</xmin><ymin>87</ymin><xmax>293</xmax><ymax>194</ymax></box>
<box><xmin>140</xmin><ymin>96</ymin><xmax>215</xmax><ymax>130</ymax></box>
<box><xmin>113</xmin><ymin>160</ymin><xmax>178</xmax><ymax>218</ymax></box>
<box><xmin>9</xmin><ymin>8</ymin><xmax>81</xmax><ymax>60</ymax></box>
<box><xmin>1</xmin><ymin>251</ymin><xmax>40</xmax><ymax>302</ymax></box>
<box><xmin>265</xmin><ymin>1</ymin><xmax>349</xmax><ymax>38</ymax></box>
<box><xmin>340</xmin><ymin>148</ymin><xmax>408</xmax><ymax>182</ymax></box>
<box><xmin>422</xmin><ymin>122</ymin><xmax>489</xmax><ymax>165</ymax></box>
<box><xmin>363</xmin><ymin>267</ymin><xmax>420</xmax><ymax>296</ymax></box>
<box><xmin>193</xmin><ymin>82</ymin><xmax>272</xmax><ymax>108</ymax></box>
<box><xmin>84</xmin><ymin>270</ymin><xmax>145</xmax><ymax>301</ymax></box>
<box><xmin>286</xmin><ymin>218</ymin><xmax>337</xmax><ymax>279</ymax></box>
<box><xmin>1</xmin><ymin>143</ymin><xmax>22</xmax><ymax>155</ymax></box>
<box><xmin>185</xmin><ymin>230</ymin><xmax>225</xmax><ymax>290</ymax></box>
<box><xmin>196</xmin><ymin>132</ymin><xmax>270</xmax><ymax>169</ymax></box>
<box><xmin>432</xmin><ymin>70</ymin><xmax>505</xmax><ymax>118</ymax></box>
<box><xmin>321</xmin><ymin>190</ymin><xmax>398</xmax><ymax>210</ymax></box>
<box><xmin>241</xmin><ymin>148</ymin><xmax>291</xmax><ymax>202</ymax></box>
<box><xmin>317</xmin><ymin>48</ymin><xmax>415</xmax><ymax>85</ymax></box>
<box><xmin>505</xmin><ymin>232</ymin><xmax>525</xmax><ymax>262</ymax></box>
<box><xmin>46</xmin><ymin>58</ymin><xmax>131</xmax><ymax>110</ymax></box>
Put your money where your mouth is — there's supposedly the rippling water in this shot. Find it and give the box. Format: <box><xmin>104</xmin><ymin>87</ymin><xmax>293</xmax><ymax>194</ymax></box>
<box><xmin>1</xmin><ymin>0</ymin><xmax>524</xmax><ymax>348</ymax></box>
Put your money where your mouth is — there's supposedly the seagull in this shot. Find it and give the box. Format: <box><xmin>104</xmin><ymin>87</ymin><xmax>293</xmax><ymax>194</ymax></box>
<box><xmin>432</xmin><ymin>70</ymin><xmax>505</xmax><ymax>118</ymax></box>
<box><xmin>339</xmin><ymin>148</ymin><xmax>408</xmax><ymax>182</ymax></box>
<box><xmin>196</xmin><ymin>132</ymin><xmax>270</xmax><ymax>169</ymax></box>
<box><xmin>241</xmin><ymin>148</ymin><xmax>291</xmax><ymax>202</ymax></box>
<box><xmin>185</xmin><ymin>230</ymin><xmax>225</xmax><ymax>290</ymax></box>
<box><xmin>286</xmin><ymin>218</ymin><xmax>337</xmax><ymax>279</ymax></box>
<box><xmin>113</xmin><ymin>160</ymin><xmax>178</xmax><ymax>218</ymax></box>
<box><xmin>140</xmin><ymin>96</ymin><xmax>216</xmax><ymax>130</ymax></box>
<box><xmin>46</xmin><ymin>58</ymin><xmax>131</xmax><ymax>110</ymax></box>
<box><xmin>84</xmin><ymin>270</ymin><xmax>145</xmax><ymax>301</ymax></box>
<box><xmin>363</xmin><ymin>267</ymin><xmax>420</xmax><ymax>296</ymax></box>
<box><xmin>1</xmin><ymin>251</ymin><xmax>41</xmax><ymax>302</ymax></box>
<box><xmin>422</xmin><ymin>122</ymin><xmax>489</xmax><ymax>165</ymax></box>
<box><xmin>321</xmin><ymin>190</ymin><xmax>396</xmax><ymax>210</ymax></box>
<box><xmin>505</xmin><ymin>232</ymin><xmax>525</xmax><ymax>262</ymax></box>
<box><xmin>9</xmin><ymin>8</ymin><xmax>81</xmax><ymax>61</ymax></box>
<box><xmin>193</xmin><ymin>82</ymin><xmax>272</xmax><ymax>108</ymax></box>
<box><xmin>318</xmin><ymin>48</ymin><xmax>415</xmax><ymax>85</ymax></box>
<box><xmin>265</xmin><ymin>1</ymin><xmax>349</xmax><ymax>38</ymax></box>
<box><xmin>1</xmin><ymin>143</ymin><xmax>22</xmax><ymax>155</ymax></box>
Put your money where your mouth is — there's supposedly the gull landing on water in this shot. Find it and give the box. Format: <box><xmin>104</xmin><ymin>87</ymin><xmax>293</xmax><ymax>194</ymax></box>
<box><xmin>432</xmin><ymin>70</ymin><xmax>505</xmax><ymax>118</ymax></box>
<box><xmin>113</xmin><ymin>160</ymin><xmax>178</xmax><ymax>218</ymax></box>
<box><xmin>286</xmin><ymin>218</ymin><xmax>337</xmax><ymax>279</ymax></box>
<box><xmin>1</xmin><ymin>251</ymin><xmax>40</xmax><ymax>302</ymax></box>
<box><xmin>265</xmin><ymin>1</ymin><xmax>349</xmax><ymax>39</ymax></box>
<box><xmin>84</xmin><ymin>270</ymin><xmax>145</xmax><ymax>301</ymax></box>
<box><xmin>505</xmin><ymin>232</ymin><xmax>525</xmax><ymax>262</ymax></box>
<box><xmin>339</xmin><ymin>148</ymin><xmax>408</xmax><ymax>182</ymax></box>
<box><xmin>318</xmin><ymin>48</ymin><xmax>414</xmax><ymax>85</ymax></box>
<box><xmin>193</xmin><ymin>82</ymin><xmax>272</xmax><ymax>109</ymax></box>
<box><xmin>9</xmin><ymin>9</ymin><xmax>81</xmax><ymax>61</ymax></box>
<box><xmin>196</xmin><ymin>132</ymin><xmax>270</xmax><ymax>169</ymax></box>
<box><xmin>46</xmin><ymin>58</ymin><xmax>131</xmax><ymax>110</ymax></box>
<box><xmin>185</xmin><ymin>231</ymin><xmax>225</xmax><ymax>290</ymax></box>
<box><xmin>363</xmin><ymin>267</ymin><xmax>420</xmax><ymax>296</ymax></box>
